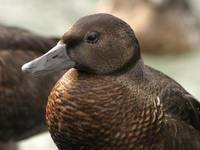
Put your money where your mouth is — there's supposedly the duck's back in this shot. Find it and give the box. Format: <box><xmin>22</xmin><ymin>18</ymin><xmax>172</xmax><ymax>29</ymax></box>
<box><xmin>157</xmin><ymin>115</ymin><xmax>200</xmax><ymax>150</ymax></box>
<box><xmin>144</xmin><ymin>65</ymin><xmax>200</xmax><ymax>129</ymax></box>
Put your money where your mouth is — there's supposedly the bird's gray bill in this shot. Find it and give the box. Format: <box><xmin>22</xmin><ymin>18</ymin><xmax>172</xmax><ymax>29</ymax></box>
<box><xmin>21</xmin><ymin>42</ymin><xmax>75</xmax><ymax>75</ymax></box>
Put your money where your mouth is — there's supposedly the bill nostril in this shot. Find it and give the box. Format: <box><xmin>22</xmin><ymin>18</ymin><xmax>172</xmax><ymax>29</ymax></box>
<box><xmin>46</xmin><ymin>54</ymin><xmax>58</xmax><ymax>62</ymax></box>
<box><xmin>52</xmin><ymin>55</ymin><xmax>58</xmax><ymax>59</ymax></box>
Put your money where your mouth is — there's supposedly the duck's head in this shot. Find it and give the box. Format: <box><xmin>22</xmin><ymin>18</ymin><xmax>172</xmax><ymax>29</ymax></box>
<box><xmin>22</xmin><ymin>13</ymin><xmax>141</xmax><ymax>75</ymax></box>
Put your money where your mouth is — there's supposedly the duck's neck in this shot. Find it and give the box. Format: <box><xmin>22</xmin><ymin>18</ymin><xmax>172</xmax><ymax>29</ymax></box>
<box><xmin>113</xmin><ymin>58</ymin><xmax>145</xmax><ymax>90</ymax></box>
<box><xmin>128</xmin><ymin>58</ymin><xmax>145</xmax><ymax>77</ymax></box>
<box><xmin>117</xmin><ymin>56</ymin><xmax>145</xmax><ymax>76</ymax></box>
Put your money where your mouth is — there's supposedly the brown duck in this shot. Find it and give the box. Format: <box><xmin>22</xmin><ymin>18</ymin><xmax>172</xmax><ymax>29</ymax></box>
<box><xmin>22</xmin><ymin>14</ymin><xmax>200</xmax><ymax>150</ymax></box>
<box><xmin>0</xmin><ymin>24</ymin><xmax>61</xmax><ymax>144</ymax></box>
<box><xmin>98</xmin><ymin>0</ymin><xmax>200</xmax><ymax>54</ymax></box>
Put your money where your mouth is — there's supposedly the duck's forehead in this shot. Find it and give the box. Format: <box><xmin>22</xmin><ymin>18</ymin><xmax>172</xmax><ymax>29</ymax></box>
<box><xmin>70</xmin><ymin>14</ymin><xmax>121</xmax><ymax>34</ymax></box>
<box><xmin>62</xmin><ymin>14</ymin><xmax>133</xmax><ymax>42</ymax></box>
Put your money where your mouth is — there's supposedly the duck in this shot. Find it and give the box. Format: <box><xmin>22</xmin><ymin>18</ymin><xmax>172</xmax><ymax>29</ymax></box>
<box><xmin>0</xmin><ymin>24</ymin><xmax>62</xmax><ymax>145</ymax></box>
<box><xmin>98</xmin><ymin>0</ymin><xmax>200</xmax><ymax>54</ymax></box>
<box><xmin>22</xmin><ymin>13</ymin><xmax>200</xmax><ymax>150</ymax></box>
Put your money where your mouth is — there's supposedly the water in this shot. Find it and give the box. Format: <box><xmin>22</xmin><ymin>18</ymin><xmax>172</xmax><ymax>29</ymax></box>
<box><xmin>0</xmin><ymin>0</ymin><xmax>199</xmax><ymax>149</ymax></box>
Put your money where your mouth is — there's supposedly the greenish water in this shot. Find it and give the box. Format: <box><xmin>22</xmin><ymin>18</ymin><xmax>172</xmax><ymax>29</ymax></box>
<box><xmin>0</xmin><ymin>0</ymin><xmax>199</xmax><ymax>149</ymax></box>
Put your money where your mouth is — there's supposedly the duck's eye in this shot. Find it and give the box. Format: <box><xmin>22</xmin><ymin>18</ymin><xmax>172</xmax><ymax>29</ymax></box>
<box><xmin>84</xmin><ymin>32</ymin><xmax>100</xmax><ymax>44</ymax></box>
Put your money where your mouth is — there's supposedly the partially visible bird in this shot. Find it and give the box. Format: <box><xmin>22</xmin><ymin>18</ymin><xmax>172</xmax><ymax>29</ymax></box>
<box><xmin>98</xmin><ymin>0</ymin><xmax>200</xmax><ymax>54</ymax></box>
<box><xmin>0</xmin><ymin>24</ymin><xmax>62</xmax><ymax>146</ymax></box>
<box><xmin>23</xmin><ymin>14</ymin><xmax>200</xmax><ymax>150</ymax></box>
<box><xmin>0</xmin><ymin>143</ymin><xmax>17</xmax><ymax>150</ymax></box>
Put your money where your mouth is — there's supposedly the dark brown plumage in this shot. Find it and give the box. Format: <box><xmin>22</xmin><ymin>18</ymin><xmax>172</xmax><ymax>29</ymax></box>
<box><xmin>23</xmin><ymin>14</ymin><xmax>200</xmax><ymax>150</ymax></box>
<box><xmin>0</xmin><ymin>24</ymin><xmax>62</xmax><ymax>143</ymax></box>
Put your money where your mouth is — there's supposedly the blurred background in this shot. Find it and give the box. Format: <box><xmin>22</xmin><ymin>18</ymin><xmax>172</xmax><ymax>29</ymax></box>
<box><xmin>0</xmin><ymin>0</ymin><xmax>200</xmax><ymax>149</ymax></box>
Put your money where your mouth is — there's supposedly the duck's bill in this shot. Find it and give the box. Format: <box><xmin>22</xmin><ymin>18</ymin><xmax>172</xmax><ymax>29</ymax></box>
<box><xmin>21</xmin><ymin>42</ymin><xmax>75</xmax><ymax>75</ymax></box>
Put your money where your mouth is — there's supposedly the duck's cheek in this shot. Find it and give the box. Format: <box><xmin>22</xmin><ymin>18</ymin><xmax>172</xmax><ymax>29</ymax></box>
<box><xmin>22</xmin><ymin>42</ymin><xmax>76</xmax><ymax>75</ymax></box>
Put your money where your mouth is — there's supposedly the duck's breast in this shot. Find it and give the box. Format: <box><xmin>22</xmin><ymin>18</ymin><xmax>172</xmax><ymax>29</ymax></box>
<box><xmin>46</xmin><ymin>68</ymin><xmax>163</xmax><ymax>149</ymax></box>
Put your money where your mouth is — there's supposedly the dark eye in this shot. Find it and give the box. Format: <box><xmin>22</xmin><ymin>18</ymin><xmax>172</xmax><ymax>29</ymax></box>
<box><xmin>84</xmin><ymin>32</ymin><xmax>100</xmax><ymax>44</ymax></box>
